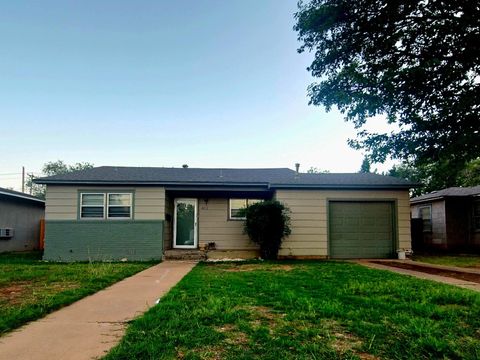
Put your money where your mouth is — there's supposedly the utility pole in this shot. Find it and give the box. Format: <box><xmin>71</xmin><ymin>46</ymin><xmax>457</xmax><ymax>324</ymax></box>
<box><xmin>22</xmin><ymin>166</ymin><xmax>25</xmax><ymax>193</ymax></box>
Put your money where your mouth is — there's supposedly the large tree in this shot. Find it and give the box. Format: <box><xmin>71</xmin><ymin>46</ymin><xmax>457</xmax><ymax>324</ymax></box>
<box><xmin>26</xmin><ymin>160</ymin><xmax>94</xmax><ymax>199</ymax></box>
<box><xmin>295</xmin><ymin>0</ymin><xmax>480</xmax><ymax>188</ymax></box>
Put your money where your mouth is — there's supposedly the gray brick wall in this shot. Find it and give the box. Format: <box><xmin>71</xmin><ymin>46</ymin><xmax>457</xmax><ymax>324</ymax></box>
<box><xmin>44</xmin><ymin>220</ymin><xmax>163</xmax><ymax>262</ymax></box>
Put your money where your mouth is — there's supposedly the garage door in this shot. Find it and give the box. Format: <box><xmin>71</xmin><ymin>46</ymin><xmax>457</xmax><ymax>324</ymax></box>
<box><xmin>329</xmin><ymin>201</ymin><xmax>394</xmax><ymax>259</ymax></box>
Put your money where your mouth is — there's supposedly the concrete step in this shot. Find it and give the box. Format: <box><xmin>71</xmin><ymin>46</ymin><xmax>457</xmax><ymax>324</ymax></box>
<box><xmin>164</xmin><ymin>249</ymin><xmax>206</xmax><ymax>261</ymax></box>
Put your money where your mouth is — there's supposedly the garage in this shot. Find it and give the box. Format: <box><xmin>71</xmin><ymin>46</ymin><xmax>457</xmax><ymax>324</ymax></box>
<box><xmin>329</xmin><ymin>201</ymin><xmax>395</xmax><ymax>259</ymax></box>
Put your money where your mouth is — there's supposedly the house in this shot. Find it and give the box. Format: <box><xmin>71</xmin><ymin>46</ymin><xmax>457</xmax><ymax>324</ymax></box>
<box><xmin>410</xmin><ymin>186</ymin><xmax>480</xmax><ymax>252</ymax></box>
<box><xmin>0</xmin><ymin>187</ymin><xmax>45</xmax><ymax>253</ymax></box>
<box><xmin>34</xmin><ymin>166</ymin><xmax>415</xmax><ymax>261</ymax></box>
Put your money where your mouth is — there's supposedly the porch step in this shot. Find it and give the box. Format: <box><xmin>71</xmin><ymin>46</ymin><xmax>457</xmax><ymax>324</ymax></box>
<box><xmin>164</xmin><ymin>249</ymin><xmax>206</xmax><ymax>261</ymax></box>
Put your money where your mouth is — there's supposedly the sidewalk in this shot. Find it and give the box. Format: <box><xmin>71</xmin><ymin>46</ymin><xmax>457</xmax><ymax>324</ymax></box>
<box><xmin>357</xmin><ymin>260</ymin><xmax>480</xmax><ymax>292</ymax></box>
<box><xmin>0</xmin><ymin>261</ymin><xmax>197</xmax><ymax>360</ymax></box>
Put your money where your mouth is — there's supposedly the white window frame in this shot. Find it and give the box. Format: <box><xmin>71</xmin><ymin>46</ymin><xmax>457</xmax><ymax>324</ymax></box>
<box><xmin>229</xmin><ymin>199</ymin><xmax>262</xmax><ymax>220</ymax></box>
<box><xmin>419</xmin><ymin>205</ymin><xmax>432</xmax><ymax>233</ymax></box>
<box><xmin>80</xmin><ymin>193</ymin><xmax>106</xmax><ymax>219</ymax></box>
<box><xmin>107</xmin><ymin>193</ymin><xmax>133</xmax><ymax>220</ymax></box>
<box><xmin>473</xmin><ymin>200</ymin><xmax>480</xmax><ymax>232</ymax></box>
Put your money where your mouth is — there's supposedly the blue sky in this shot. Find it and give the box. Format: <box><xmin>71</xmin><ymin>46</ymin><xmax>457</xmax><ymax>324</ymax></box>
<box><xmin>0</xmin><ymin>0</ymin><xmax>388</xmax><ymax>191</ymax></box>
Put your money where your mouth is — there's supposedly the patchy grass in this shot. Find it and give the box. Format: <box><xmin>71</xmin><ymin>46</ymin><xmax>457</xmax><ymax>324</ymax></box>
<box><xmin>413</xmin><ymin>255</ymin><xmax>480</xmax><ymax>268</ymax></box>
<box><xmin>105</xmin><ymin>261</ymin><xmax>480</xmax><ymax>360</ymax></box>
<box><xmin>0</xmin><ymin>251</ymin><xmax>156</xmax><ymax>335</ymax></box>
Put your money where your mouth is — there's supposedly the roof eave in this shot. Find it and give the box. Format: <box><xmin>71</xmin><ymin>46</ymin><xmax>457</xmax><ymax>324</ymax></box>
<box><xmin>270</xmin><ymin>184</ymin><xmax>416</xmax><ymax>190</ymax></box>
<box><xmin>0</xmin><ymin>190</ymin><xmax>45</xmax><ymax>204</ymax></box>
<box><xmin>34</xmin><ymin>179</ymin><xmax>271</xmax><ymax>188</ymax></box>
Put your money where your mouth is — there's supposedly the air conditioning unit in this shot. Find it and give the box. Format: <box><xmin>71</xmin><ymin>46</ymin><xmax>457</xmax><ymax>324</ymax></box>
<box><xmin>0</xmin><ymin>228</ymin><xmax>14</xmax><ymax>239</ymax></box>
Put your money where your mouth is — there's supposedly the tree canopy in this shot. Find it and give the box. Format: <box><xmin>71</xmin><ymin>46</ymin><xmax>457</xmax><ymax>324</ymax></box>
<box><xmin>295</xmin><ymin>0</ymin><xmax>480</xmax><ymax>189</ymax></box>
<box><xmin>26</xmin><ymin>160</ymin><xmax>94</xmax><ymax>199</ymax></box>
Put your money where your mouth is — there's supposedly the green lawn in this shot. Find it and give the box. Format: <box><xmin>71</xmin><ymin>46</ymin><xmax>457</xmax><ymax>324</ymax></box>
<box><xmin>106</xmin><ymin>261</ymin><xmax>480</xmax><ymax>360</ymax></box>
<box><xmin>413</xmin><ymin>255</ymin><xmax>480</xmax><ymax>268</ymax></box>
<box><xmin>0</xmin><ymin>251</ymin><xmax>155</xmax><ymax>335</ymax></box>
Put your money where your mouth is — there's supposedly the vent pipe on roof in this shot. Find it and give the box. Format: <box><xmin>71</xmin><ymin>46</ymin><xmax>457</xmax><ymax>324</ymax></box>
<box><xmin>182</xmin><ymin>164</ymin><xmax>188</xmax><ymax>168</ymax></box>
<box><xmin>295</xmin><ymin>163</ymin><xmax>300</xmax><ymax>174</ymax></box>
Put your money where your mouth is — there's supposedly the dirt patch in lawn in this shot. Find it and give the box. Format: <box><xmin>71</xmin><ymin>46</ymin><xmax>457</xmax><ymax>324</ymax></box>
<box><xmin>215</xmin><ymin>323</ymin><xmax>249</xmax><ymax>347</ymax></box>
<box><xmin>323</xmin><ymin>320</ymin><xmax>380</xmax><ymax>360</ymax></box>
<box><xmin>0</xmin><ymin>281</ymin><xmax>80</xmax><ymax>305</ymax></box>
<box><xmin>372</xmin><ymin>261</ymin><xmax>480</xmax><ymax>284</ymax></box>
<box><xmin>177</xmin><ymin>345</ymin><xmax>226</xmax><ymax>360</ymax></box>
<box><xmin>221</xmin><ymin>264</ymin><xmax>294</xmax><ymax>272</ymax></box>
<box><xmin>0</xmin><ymin>282</ymin><xmax>32</xmax><ymax>305</ymax></box>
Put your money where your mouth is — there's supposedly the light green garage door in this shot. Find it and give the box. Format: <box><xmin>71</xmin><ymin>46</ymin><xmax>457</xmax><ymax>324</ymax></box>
<box><xmin>329</xmin><ymin>201</ymin><xmax>395</xmax><ymax>259</ymax></box>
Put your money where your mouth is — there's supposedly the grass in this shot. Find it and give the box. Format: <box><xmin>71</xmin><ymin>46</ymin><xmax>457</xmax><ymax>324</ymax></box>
<box><xmin>413</xmin><ymin>255</ymin><xmax>480</xmax><ymax>268</ymax></box>
<box><xmin>0</xmin><ymin>251</ymin><xmax>156</xmax><ymax>335</ymax></box>
<box><xmin>106</xmin><ymin>261</ymin><xmax>480</xmax><ymax>360</ymax></box>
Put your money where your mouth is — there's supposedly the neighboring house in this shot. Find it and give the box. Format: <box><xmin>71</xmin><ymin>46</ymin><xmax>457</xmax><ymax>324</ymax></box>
<box><xmin>0</xmin><ymin>187</ymin><xmax>45</xmax><ymax>253</ymax></box>
<box><xmin>411</xmin><ymin>186</ymin><xmax>480</xmax><ymax>252</ymax></box>
<box><xmin>34</xmin><ymin>166</ymin><xmax>416</xmax><ymax>261</ymax></box>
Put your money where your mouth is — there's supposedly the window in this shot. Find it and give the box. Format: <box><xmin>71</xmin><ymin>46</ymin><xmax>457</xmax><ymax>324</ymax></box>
<box><xmin>473</xmin><ymin>200</ymin><xmax>480</xmax><ymax>231</ymax></box>
<box><xmin>419</xmin><ymin>205</ymin><xmax>432</xmax><ymax>232</ymax></box>
<box><xmin>229</xmin><ymin>199</ymin><xmax>262</xmax><ymax>220</ymax></box>
<box><xmin>80</xmin><ymin>192</ymin><xmax>132</xmax><ymax>220</ymax></box>
<box><xmin>80</xmin><ymin>193</ymin><xmax>105</xmax><ymax>219</ymax></box>
<box><xmin>108</xmin><ymin>193</ymin><xmax>132</xmax><ymax>219</ymax></box>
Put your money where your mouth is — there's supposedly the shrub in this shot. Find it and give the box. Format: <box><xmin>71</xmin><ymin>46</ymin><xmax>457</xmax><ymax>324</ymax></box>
<box><xmin>243</xmin><ymin>200</ymin><xmax>291</xmax><ymax>260</ymax></box>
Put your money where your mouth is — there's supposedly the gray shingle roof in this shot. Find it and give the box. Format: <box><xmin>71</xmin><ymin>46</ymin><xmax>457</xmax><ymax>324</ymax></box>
<box><xmin>0</xmin><ymin>187</ymin><xmax>45</xmax><ymax>203</ymax></box>
<box><xmin>411</xmin><ymin>186</ymin><xmax>480</xmax><ymax>203</ymax></box>
<box><xmin>34</xmin><ymin>166</ymin><xmax>416</xmax><ymax>189</ymax></box>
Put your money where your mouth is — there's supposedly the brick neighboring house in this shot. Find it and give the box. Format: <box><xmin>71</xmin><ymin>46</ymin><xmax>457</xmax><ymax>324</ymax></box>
<box><xmin>0</xmin><ymin>187</ymin><xmax>45</xmax><ymax>253</ymax></box>
<box><xmin>34</xmin><ymin>166</ymin><xmax>417</xmax><ymax>261</ymax></box>
<box><xmin>410</xmin><ymin>186</ymin><xmax>480</xmax><ymax>252</ymax></box>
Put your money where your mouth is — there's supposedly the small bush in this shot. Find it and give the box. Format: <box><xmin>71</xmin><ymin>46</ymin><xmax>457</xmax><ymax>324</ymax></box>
<box><xmin>243</xmin><ymin>200</ymin><xmax>291</xmax><ymax>260</ymax></box>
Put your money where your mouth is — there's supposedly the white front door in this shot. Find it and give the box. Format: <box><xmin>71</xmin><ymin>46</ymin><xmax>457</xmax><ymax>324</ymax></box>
<box><xmin>173</xmin><ymin>198</ymin><xmax>198</xmax><ymax>249</ymax></box>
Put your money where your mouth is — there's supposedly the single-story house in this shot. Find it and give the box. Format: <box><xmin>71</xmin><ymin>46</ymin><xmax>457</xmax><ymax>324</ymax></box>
<box><xmin>34</xmin><ymin>166</ymin><xmax>415</xmax><ymax>261</ymax></box>
<box><xmin>0</xmin><ymin>187</ymin><xmax>45</xmax><ymax>253</ymax></box>
<box><xmin>410</xmin><ymin>186</ymin><xmax>480</xmax><ymax>252</ymax></box>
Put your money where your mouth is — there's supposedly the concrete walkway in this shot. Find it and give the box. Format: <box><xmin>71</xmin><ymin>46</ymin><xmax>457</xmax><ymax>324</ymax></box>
<box><xmin>357</xmin><ymin>260</ymin><xmax>480</xmax><ymax>292</ymax></box>
<box><xmin>0</xmin><ymin>261</ymin><xmax>197</xmax><ymax>360</ymax></box>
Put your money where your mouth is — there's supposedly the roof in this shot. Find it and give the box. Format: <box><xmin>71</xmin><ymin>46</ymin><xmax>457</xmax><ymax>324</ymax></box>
<box><xmin>0</xmin><ymin>187</ymin><xmax>45</xmax><ymax>204</ymax></box>
<box><xmin>411</xmin><ymin>185</ymin><xmax>480</xmax><ymax>204</ymax></box>
<box><xmin>34</xmin><ymin>166</ymin><xmax>416</xmax><ymax>189</ymax></box>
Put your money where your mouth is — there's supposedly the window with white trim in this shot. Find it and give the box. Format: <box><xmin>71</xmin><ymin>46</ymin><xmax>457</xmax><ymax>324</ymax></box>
<box><xmin>80</xmin><ymin>193</ymin><xmax>105</xmax><ymax>219</ymax></box>
<box><xmin>108</xmin><ymin>193</ymin><xmax>132</xmax><ymax>219</ymax></box>
<box><xmin>473</xmin><ymin>200</ymin><xmax>480</xmax><ymax>231</ymax></box>
<box><xmin>419</xmin><ymin>205</ymin><xmax>432</xmax><ymax>232</ymax></box>
<box><xmin>80</xmin><ymin>192</ymin><xmax>132</xmax><ymax>220</ymax></box>
<box><xmin>229</xmin><ymin>199</ymin><xmax>262</xmax><ymax>220</ymax></box>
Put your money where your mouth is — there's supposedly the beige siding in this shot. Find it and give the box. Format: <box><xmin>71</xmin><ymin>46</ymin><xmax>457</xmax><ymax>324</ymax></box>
<box><xmin>45</xmin><ymin>186</ymin><xmax>77</xmax><ymax>220</ymax></box>
<box><xmin>45</xmin><ymin>185</ymin><xmax>165</xmax><ymax>221</ymax></box>
<box><xmin>275</xmin><ymin>189</ymin><xmax>412</xmax><ymax>257</ymax></box>
<box><xmin>198</xmin><ymin>198</ymin><xmax>258</xmax><ymax>250</ymax></box>
<box><xmin>135</xmin><ymin>187</ymin><xmax>165</xmax><ymax>220</ymax></box>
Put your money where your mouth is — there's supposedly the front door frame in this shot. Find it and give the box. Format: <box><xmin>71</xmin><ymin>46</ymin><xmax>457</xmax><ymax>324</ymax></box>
<box><xmin>173</xmin><ymin>198</ymin><xmax>198</xmax><ymax>249</ymax></box>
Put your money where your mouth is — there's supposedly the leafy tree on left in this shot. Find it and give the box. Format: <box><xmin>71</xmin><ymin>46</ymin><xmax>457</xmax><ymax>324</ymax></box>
<box><xmin>26</xmin><ymin>160</ymin><xmax>94</xmax><ymax>199</ymax></box>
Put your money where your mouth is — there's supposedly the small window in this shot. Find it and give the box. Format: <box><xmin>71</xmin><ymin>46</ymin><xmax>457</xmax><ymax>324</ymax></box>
<box><xmin>229</xmin><ymin>199</ymin><xmax>262</xmax><ymax>220</ymax></box>
<box><xmin>107</xmin><ymin>193</ymin><xmax>132</xmax><ymax>219</ymax></box>
<box><xmin>419</xmin><ymin>205</ymin><xmax>432</xmax><ymax>233</ymax></box>
<box><xmin>473</xmin><ymin>200</ymin><xmax>480</xmax><ymax>231</ymax></box>
<box><xmin>81</xmin><ymin>193</ymin><xmax>105</xmax><ymax>219</ymax></box>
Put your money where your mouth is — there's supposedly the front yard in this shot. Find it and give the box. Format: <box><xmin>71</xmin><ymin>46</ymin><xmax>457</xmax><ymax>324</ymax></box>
<box><xmin>0</xmin><ymin>252</ymin><xmax>154</xmax><ymax>335</ymax></box>
<box><xmin>106</xmin><ymin>261</ymin><xmax>480</xmax><ymax>360</ymax></box>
